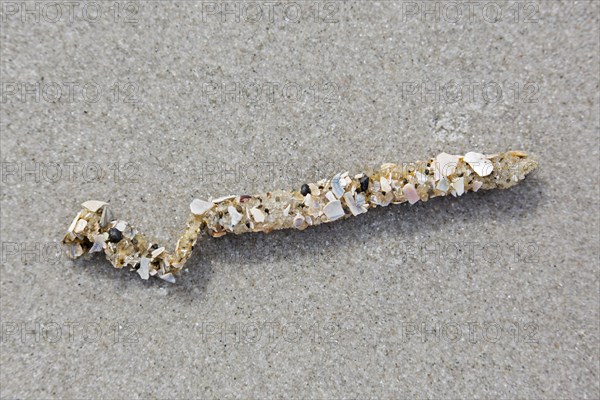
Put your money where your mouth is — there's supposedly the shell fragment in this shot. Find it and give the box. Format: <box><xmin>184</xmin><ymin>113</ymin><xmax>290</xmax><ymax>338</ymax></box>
<box><xmin>81</xmin><ymin>200</ymin><xmax>107</xmax><ymax>213</ymax></box>
<box><xmin>151</xmin><ymin>247</ymin><xmax>165</xmax><ymax>259</ymax></box>
<box><xmin>67</xmin><ymin>211</ymin><xmax>82</xmax><ymax>233</ymax></box>
<box><xmin>293</xmin><ymin>214</ymin><xmax>305</xmax><ymax>229</ymax></box>
<box><xmin>100</xmin><ymin>206</ymin><xmax>113</xmax><ymax>228</ymax></box>
<box><xmin>464</xmin><ymin>152</ymin><xmax>494</xmax><ymax>177</ymax></box>
<box><xmin>250</xmin><ymin>207</ymin><xmax>266</xmax><ymax>223</ymax></box>
<box><xmin>138</xmin><ymin>257</ymin><xmax>150</xmax><ymax>280</ymax></box>
<box><xmin>228</xmin><ymin>206</ymin><xmax>242</xmax><ymax>227</ymax></box>
<box><xmin>331</xmin><ymin>173</ymin><xmax>345</xmax><ymax>198</ymax></box>
<box><xmin>434</xmin><ymin>153</ymin><xmax>460</xmax><ymax>181</ymax></box>
<box><xmin>74</xmin><ymin>219</ymin><xmax>87</xmax><ymax>234</ymax></box>
<box><xmin>343</xmin><ymin>192</ymin><xmax>364</xmax><ymax>216</ymax></box>
<box><xmin>437</xmin><ymin>177</ymin><xmax>450</xmax><ymax>192</ymax></box>
<box><xmin>380</xmin><ymin>176</ymin><xmax>392</xmax><ymax>193</ymax></box>
<box><xmin>452</xmin><ymin>177</ymin><xmax>465</xmax><ymax>196</ymax></box>
<box><xmin>402</xmin><ymin>183</ymin><xmax>420</xmax><ymax>204</ymax></box>
<box><xmin>415</xmin><ymin>171</ymin><xmax>428</xmax><ymax>185</ymax></box>
<box><xmin>159</xmin><ymin>272</ymin><xmax>176</xmax><ymax>283</ymax></box>
<box><xmin>323</xmin><ymin>200</ymin><xmax>345</xmax><ymax>221</ymax></box>
<box><xmin>190</xmin><ymin>199</ymin><xmax>214</xmax><ymax>216</ymax></box>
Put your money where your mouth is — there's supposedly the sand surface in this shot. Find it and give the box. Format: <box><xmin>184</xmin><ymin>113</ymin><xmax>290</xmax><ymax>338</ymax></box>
<box><xmin>1</xmin><ymin>1</ymin><xmax>598</xmax><ymax>398</ymax></box>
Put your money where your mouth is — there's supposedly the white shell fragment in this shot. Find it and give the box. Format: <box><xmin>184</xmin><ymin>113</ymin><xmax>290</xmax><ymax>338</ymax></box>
<box><xmin>74</xmin><ymin>219</ymin><xmax>87</xmax><ymax>234</ymax></box>
<box><xmin>67</xmin><ymin>243</ymin><xmax>84</xmax><ymax>259</ymax></box>
<box><xmin>67</xmin><ymin>212</ymin><xmax>81</xmax><ymax>233</ymax></box>
<box><xmin>81</xmin><ymin>200</ymin><xmax>107</xmax><ymax>212</ymax></box>
<box><xmin>190</xmin><ymin>199</ymin><xmax>214</xmax><ymax>216</ymax></box>
<box><xmin>283</xmin><ymin>204</ymin><xmax>291</xmax><ymax>217</ymax></box>
<box><xmin>380</xmin><ymin>176</ymin><xmax>392</xmax><ymax>193</ymax></box>
<box><xmin>355</xmin><ymin>193</ymin><xmax>365</xmax><ymax>205</ymax></box>
<box><xmin>437</xmin><ymin>177</ymin><xmax>450</xmax><ymax>192</ymax></box>
<box><xmin>115</xmin><ymin>221</ymin><xmax>127</xmax><ymax>232</ymax></box>
<box><xmin>89</xmin><ymin>233</ymin><xmax>108</xmax><ymax>253</ymax></box>
<box><xmin>472</xmin><ymin>181</ymin><xmax>483</xmax><ymax>192</ymax></box>
<box><xmin>323</xmin><ymin>200</ymin><xmax>345</xmax><ymax>221</ymax></box>
<box><xmin>343</xmin><ymin>192</ymin><xmax>364</xmax><ymax>216</ymax></box>
<box><xmin>250</xmin><ymin>207</ymin><xmax>265</xmax><ymax>223</ymax></box>
<box><xmin>159</xmin><ymin>273</ymin><xmax>176</xmax><ymax>283</ymax></box>
<box><xmin>434</xmin><ymin>153</ymin><xmax>460</xmax><ymax>180</ymax></box>
<box><xmin>212</xmin><ymin>195</ymin><xmax>236</xmax><ymax>203</ymax></box>
<box><xmin>331</xmin><ymin>173</ymin><xmax>345</xmax><ymax>198</ymax></box>
<box><xmin>89</xmin><ymin>242</ymin><xmax>103</xmax><ymax>253</ymax></box>
<box><xmin>304</xmin><ymin>193</ymin><xmax>315</xmax><ymax>208</ymax></box>
<box><xmin>464</xmin><ymin>152</ymin><xmax>494</xmax><ymax>177</ymax></box>
<box><xmin>138</xmin><ymin>257</ymin><xmax>150</xmax><ymax>280</ymax></box>
<box><xmin>228</xmin><ymin>206</ymin><xmax>242</xmax><ymax>227</ymax></box>
<box><xmin>100</xmin><ymin>206</ymin><xmax>113</xmax><ymax>228</ymax></box>
<box><xmin>452</xmin><ymin>177</ymin><xmax>465</xmax><ymax>196</ymax></box>
<box><xmin>151</xmin><ymin>246</ymin><xmax>165</xmax><ymax>259</ymax></box>
<box><xmin>415</xmin><ymin>171</ymin><xmax>428</xmax><ymax>185</ymax></box>
<box><xmin>325</xmin><ymin>191</ymin><xmax>337</xmax><ymax>202</ymax></box>
<box><xmin>402</xmin><ymin>183</ymin><xmax>420</xmax><ymax>204</ymax></box>
<box><xmin>309</xmin><ymin>183</ymin><xmax>320</xmax><ymax>196</ymax></box>
<box><xmin>342</xmin><ymin>174</ymin><xmax>352</xmax><ymax>187</ymax></box>
<box><xmin>293</xmin><ymin>214</ymin><xmax>305</xmax><ymax>229</ymax></box>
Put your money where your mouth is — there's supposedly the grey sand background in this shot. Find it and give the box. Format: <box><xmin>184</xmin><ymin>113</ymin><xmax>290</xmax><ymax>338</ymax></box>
<box><xmin>1</xmin><ymin>1</ymin><xmax>599</xmax><ymax>398</ymax></box>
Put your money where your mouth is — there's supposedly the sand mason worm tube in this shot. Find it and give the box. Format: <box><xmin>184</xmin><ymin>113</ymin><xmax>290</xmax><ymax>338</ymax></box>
<box><xmin>63</xmin><ymin>150</ymin><xmax>538</xmax><ymax>282</ymax></box>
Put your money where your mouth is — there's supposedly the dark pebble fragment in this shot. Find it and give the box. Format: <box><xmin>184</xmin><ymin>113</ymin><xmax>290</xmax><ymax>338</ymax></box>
<box><xmin>358</xmin><ymin>176</ymin><xmax>369</xmax><ymax>192</ymax></box>
<box><xmin>300</xmin><ymin>184</ymin><xmax>311</xmax><ymax>196</ymax></box>
<box><xmin>108</xmin><ymin>227</ymin><xmax>123</xmax><ymax>243</ymax></box>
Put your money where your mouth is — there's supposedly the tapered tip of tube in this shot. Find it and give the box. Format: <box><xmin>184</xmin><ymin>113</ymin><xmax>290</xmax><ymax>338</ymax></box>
<box><xmin>489</xmin><ymin>151</ymin><xmax>538</xmax><ymax>188</ymax></box>
<box><xmin>509</xmin><ymin>150</ymin><xmax>538</xmax><ymax>176</ymax></box>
